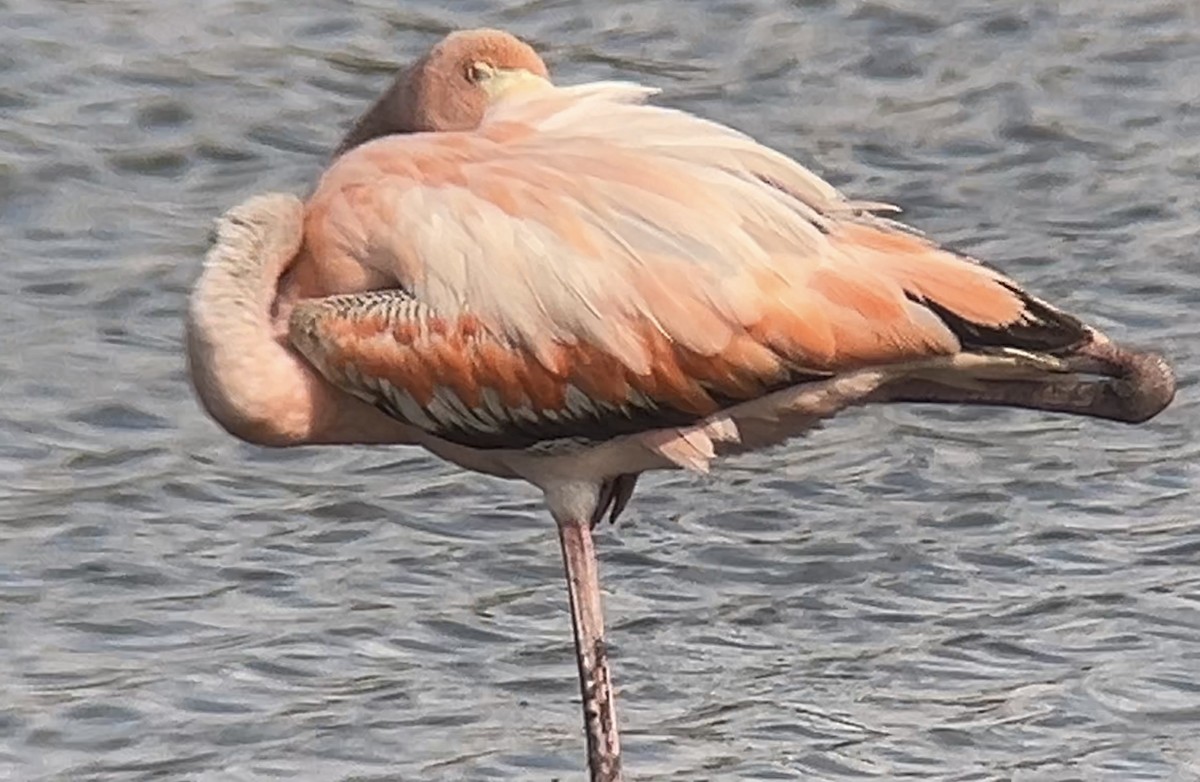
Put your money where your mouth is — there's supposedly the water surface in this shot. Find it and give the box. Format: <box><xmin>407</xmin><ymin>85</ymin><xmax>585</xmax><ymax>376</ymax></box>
<box><xmin>1</xmin><ymin>0</ymin><xmax>1198</xmax><ymax>779</ymax></box>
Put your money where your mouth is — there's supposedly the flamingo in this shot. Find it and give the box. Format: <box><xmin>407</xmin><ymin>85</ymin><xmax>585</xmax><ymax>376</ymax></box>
<box><xmin>185</xmin><ymin>29</ymin><xmax>1176</xmax><ymax>782</ymax></box>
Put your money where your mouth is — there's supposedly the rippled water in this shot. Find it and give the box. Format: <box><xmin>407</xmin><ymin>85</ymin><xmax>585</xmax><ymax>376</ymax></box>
<box><xmin>2</xmin><ymin>1</ymin><xmax>1198</xmax><ymax>779</ymax></box>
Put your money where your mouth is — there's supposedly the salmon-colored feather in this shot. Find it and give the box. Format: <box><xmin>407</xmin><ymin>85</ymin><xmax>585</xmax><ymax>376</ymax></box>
<box><xmin>831</xmin><ymin>222</ymin><xmax>1026</xmax><ymax>326</ymax></box>
<box><xmin>286</xmin><ymin>80</ymin><xmax>1089</xmax><ymax>448</ymax></box>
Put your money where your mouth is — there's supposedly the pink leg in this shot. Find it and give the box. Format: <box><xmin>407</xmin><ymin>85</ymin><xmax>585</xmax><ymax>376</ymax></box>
<box><xmin>557</xmin><ymin>516</ymin><xmax>623</xmax><ymax>782</ymax></box>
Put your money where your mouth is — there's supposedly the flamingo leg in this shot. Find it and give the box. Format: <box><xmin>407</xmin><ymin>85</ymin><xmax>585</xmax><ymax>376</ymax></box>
<box><xmin>557</xmin><ymin>515</ymin><xmax>622</xmax><ymax>782</ymax></box>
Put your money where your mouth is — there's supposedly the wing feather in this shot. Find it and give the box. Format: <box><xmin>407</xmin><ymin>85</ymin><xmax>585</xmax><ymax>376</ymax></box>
<box><xmin>289</xmin><ymin>290</ymin><xmax>778</xmax><ymax>449</ymax></box>
<box><xmin>294</xmin><ymin>79</ymin><xmax>1088</xmax><ymax>448</ymax></box>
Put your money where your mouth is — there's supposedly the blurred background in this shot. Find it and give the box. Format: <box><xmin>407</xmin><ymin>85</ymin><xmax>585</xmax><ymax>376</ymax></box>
<box><xmin>1</xmin><ymin>0</ymin><xmax>1197</xmax><ymax>779</ymax></box>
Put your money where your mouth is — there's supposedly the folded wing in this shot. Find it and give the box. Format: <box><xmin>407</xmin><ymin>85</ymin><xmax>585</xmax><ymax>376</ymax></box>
<box><xmin>292</xmin><ymin>81</ymin><xmax>1088</xmax><ymax>449</ymax></box>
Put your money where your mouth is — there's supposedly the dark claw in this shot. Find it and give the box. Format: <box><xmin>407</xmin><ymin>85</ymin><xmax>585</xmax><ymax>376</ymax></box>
<box><xmin>607</xmin><ymin>474</ymin><xmax>639</xmax><ymax>526</ymax></box>
<box><xmin>590</xmin><ymin>473</ymin><xmax>641</xmax><ymax>530</ymax></box>
<box><xmin>591</xmin><ymin>480</ymin><xmax>617</xmax><ymax>529</ymax></box>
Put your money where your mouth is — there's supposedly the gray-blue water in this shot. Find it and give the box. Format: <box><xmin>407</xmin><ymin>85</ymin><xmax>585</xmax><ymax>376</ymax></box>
<box><xmin>2</xmin><ymin>1</ymin><xmax>1198</xmax><ymax>779</ymax></box>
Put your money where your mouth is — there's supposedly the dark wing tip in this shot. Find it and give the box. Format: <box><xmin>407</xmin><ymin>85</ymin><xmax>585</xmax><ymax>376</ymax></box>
<box><xmin>906</xmin><ymin>283</ymin><xmax>1092</xmax><ymax>357</ymax></box>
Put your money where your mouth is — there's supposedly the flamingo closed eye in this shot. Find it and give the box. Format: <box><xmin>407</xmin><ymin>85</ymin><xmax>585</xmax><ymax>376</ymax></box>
<box><xmin>185</xmin><ymin>28</ymin><xmax>1176</xmax><ymax>782</ymax></box>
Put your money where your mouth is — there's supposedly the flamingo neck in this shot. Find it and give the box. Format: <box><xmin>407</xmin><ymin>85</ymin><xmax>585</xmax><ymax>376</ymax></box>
<box><xmin>185</xmin><ymin>194</ymin><xmax>415</xmax><ymax>447</ymax></box>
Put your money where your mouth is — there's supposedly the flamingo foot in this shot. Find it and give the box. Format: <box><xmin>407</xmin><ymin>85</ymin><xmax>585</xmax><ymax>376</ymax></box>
<box><xmin>871</xmin><ymin>337</ymin><xmax>1175</xmax><ymax>424</ymax></box>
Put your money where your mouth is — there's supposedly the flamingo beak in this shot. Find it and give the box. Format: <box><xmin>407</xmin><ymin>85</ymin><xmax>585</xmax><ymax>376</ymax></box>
<box><xmin>479</xmin><ymin>67</ymin><xmax>553</xmax><ymax>101</ymax></box>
